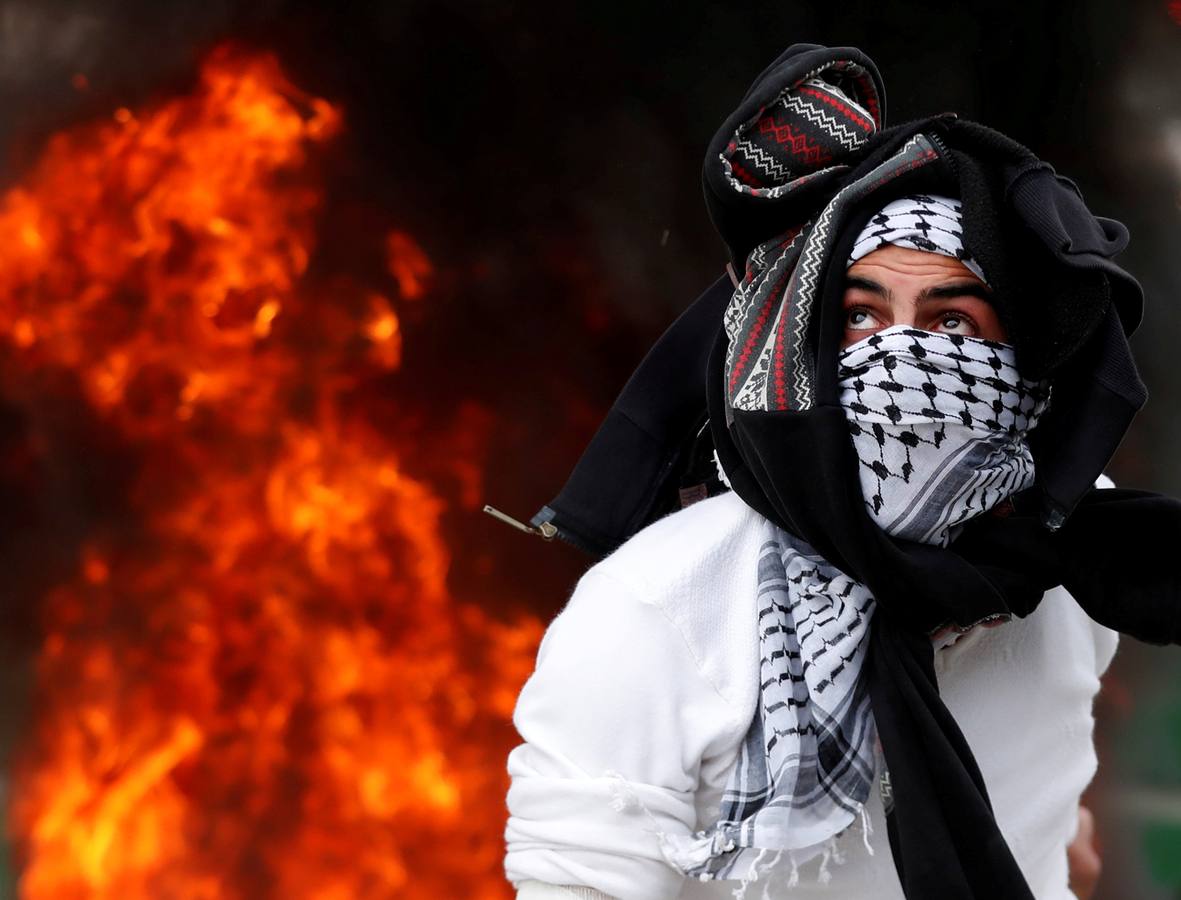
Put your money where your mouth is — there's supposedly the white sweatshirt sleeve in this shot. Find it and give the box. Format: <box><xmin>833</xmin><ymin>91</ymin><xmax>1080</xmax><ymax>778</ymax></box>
<box><xmin>504</xmin><ymin>568</ymin><xmax>743</xmax><ymax>900</ymax></box>
<box><xmin>516</xmin><ymin>880</ymin><xmax>616</xmax><ymax>899</ymax></box>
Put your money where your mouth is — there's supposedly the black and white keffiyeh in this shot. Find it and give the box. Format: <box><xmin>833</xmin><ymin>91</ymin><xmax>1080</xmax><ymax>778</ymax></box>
<box><xmin>848</xmin><ymin>194</ymin><xmax>987</xmax><ymax>284</ymax></box>
<box><xmin>663</xmin><ymin>210</ymin><xmax>1049</xmax><ymax>886</ymax></box>
<box><xmin>841</xmin><ymin>327</ymin><xmax>1051</xmax><ymax>547</ymax></box>
<box><xmin>659</xmin><ymin>523</ymin><xmax>879</xmax><ymax>885</ymax></box>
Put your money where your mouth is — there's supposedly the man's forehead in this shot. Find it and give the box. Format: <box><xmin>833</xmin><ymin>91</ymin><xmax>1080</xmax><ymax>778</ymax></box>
<box><xmin>846</xmin><ymin>245</ymin><xmax>985</xmax><ymax>284</ymax></box>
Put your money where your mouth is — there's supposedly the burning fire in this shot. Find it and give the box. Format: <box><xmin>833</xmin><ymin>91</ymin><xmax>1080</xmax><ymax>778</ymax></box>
<box><xmin>0</xmin><ymin>45</ymin><xmax>541</xmax><ymax>898</ymax></box>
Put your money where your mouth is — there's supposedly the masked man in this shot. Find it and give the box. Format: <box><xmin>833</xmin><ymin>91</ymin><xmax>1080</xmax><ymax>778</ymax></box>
<box><xmin>503</xmin><ymin>44</ymin><xmax>1181</xmax><ymax>900</ymax></box>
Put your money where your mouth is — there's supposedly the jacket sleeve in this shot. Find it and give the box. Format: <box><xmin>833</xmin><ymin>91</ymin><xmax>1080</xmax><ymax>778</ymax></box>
<box><xmin>516</xmin><ymin>880</ymin><xmax>615</xmax><ymax>899</ymax></box>
<box><xmin>504</xmin><ymin>568</ymin><xmax>742</xmax><ymax>900</ymax></box>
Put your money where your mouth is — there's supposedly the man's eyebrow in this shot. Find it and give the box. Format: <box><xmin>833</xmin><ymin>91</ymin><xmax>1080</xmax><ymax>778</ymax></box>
<box><xmin>844</xmin><ymin>275</ymin><xmax>887</xmax><ymax>297</ymax></box>
<box><xmin>918</xmin><ymin>282</ymin><xmax>993</xmax><ymax>303</ymax></box>
<box><xmin>843</xmin><ymin>276</ymin><xmax>993</xmax><ymax>304</ymax></box>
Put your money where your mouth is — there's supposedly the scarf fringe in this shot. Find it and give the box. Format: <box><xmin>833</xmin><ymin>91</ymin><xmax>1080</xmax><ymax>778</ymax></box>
<box><xmin>605</xmin><ymin>766</ymin><xmax>876</xmax><ymax>890</ymax></box>
<box><xmin>728</xmin><ymin>834</ymin><xmax>855</xmax><ymax>898</ymax></box>
<box><xmin>603</xmin><ymin>769</ymin><xmax>722</xmax><ymax>874</ymax></box>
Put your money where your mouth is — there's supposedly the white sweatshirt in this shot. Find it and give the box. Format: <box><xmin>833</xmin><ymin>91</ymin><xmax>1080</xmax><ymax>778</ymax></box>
<box><xmin>504</xmin><ymin>489</ymin><xmax>1118</xmax><ymax>900</ymax></box>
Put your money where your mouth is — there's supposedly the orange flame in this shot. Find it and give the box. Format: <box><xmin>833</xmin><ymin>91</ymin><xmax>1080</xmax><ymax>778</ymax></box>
<box><xmin>386</xmin><ymin>232</ymin><xmax>433</xmax><ymax>302</ymax></box>
<box><xmin>1</xmin><ymin>44</ymin><xmax>540</xmax><ymax>898</ymax></box>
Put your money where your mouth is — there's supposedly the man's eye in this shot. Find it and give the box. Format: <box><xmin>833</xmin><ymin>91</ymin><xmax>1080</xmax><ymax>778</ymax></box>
<box><xmin>846</xmin><ymin>309</ymin><xmax>875</xmax><ymax>330</ymax></box>
<box><xmin>937</xmin><ymin>314</ymin><xmax>975</xmax><ymax>336</ymax></box>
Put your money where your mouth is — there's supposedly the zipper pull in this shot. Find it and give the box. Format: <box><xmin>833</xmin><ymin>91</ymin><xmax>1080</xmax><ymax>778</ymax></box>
<box><xmin>482</xmin><ymin>504</ymin><xmax>558</xmax><ymax>539</ymax></box>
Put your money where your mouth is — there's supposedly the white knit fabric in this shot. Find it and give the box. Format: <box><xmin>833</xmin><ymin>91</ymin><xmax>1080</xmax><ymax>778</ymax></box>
<box><xmin>505</xmin><ymin>486</ymin><xmax>1118</xmax><ymax>900</ymax></box>
<box><xmin>517</xmin><ymin>881</ymin><xmax>614</xmax><ymax>900</ymax></box>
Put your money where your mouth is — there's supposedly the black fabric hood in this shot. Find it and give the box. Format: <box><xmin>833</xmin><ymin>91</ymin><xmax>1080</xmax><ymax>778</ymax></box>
<box><xmin>533</xmin><ymin>44</ymin><xmax>1146</xmax><ymax>557</ymax></box>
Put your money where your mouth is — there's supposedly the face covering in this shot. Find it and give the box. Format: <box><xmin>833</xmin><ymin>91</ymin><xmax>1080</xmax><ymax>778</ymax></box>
<box><xmin>839</xmin><ymin>326</ymin><xmax>1050</xmax><ymax>547</ymax></box>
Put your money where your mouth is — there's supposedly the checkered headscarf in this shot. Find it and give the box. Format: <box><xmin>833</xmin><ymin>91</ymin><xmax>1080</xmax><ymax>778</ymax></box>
<box><xmin>841</xmin><ymin>327</ymin><xmax>1050</xmax><ymax>545</ymax></box>
<box><xmin>848</xmin><ymin>194</ymin><xmax>986</xmax><ymax>284</ymax></box>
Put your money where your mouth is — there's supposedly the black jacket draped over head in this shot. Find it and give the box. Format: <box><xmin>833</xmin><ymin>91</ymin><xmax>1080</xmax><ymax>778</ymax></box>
<box><xmin>529</xmin><ymin>44</ymin><xmax>1181</xmax><ymax>900</ymax></box>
